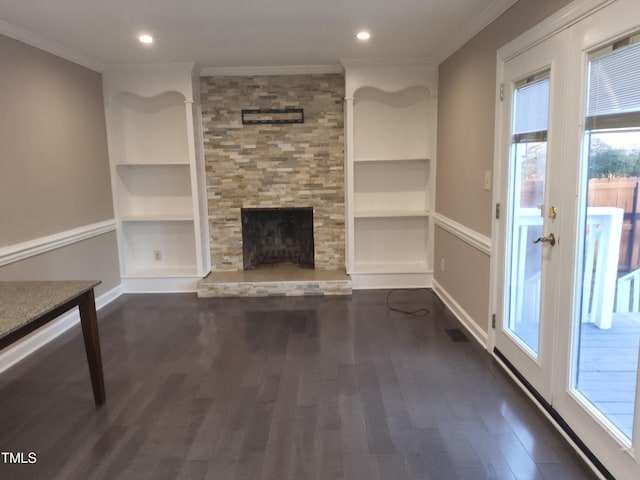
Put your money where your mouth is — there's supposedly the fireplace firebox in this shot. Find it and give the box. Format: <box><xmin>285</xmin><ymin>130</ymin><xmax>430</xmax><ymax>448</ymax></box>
<box><xmin>241</xmin><ymin>207</ymin><xmax>314</xmax><ymax>270</ymax></box>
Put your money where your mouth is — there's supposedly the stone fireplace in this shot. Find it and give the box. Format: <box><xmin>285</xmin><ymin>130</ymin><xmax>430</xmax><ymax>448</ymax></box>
<box><xmin>241</xmin><ymin>207</ymin><xmax>314</xmax><ymax>270</ymax></box>
<box><xmin>199</xmin><ymin>73</ymin><xmax>346</xmax><ymax>274</ymax></box>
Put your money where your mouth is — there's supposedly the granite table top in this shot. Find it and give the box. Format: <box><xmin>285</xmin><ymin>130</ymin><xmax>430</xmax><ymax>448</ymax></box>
<box><xmin>0</xmin><ymin>280</ymin><xmax>101</xmax><ymax>341</ymax></box>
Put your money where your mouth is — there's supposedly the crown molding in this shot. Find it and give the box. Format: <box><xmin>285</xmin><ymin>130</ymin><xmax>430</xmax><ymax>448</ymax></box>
<box><xmin>199</xmin><ymin>64</ymin><xmax>343</xmax><ymax>77</ymax></box>
<box><xmin>498</xmin><ymin>0</ymin><xmax>615</xmax><ymax>62</ymax></box>
<box><xmin>340</xmin><ymin>57</ymin><xmax>437</xmax><ymax>68</ymax></box>
<box><xmin>436</xmin><ymin>0</ymin><xmax>519</xmax><ymax>63</ymax></box>
<box><xmin>102</xmin><ymin>62</ymin><xmax>197</xmax><ymax>73</ymax></box>
<box><xmin>0</xmin><ymin>19</ymin><xmax>104</xmax><ymax>72</ymax></box>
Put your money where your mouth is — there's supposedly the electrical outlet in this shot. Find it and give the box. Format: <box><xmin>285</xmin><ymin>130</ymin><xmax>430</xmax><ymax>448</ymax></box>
<box><xmin>440</xmin><ymin>257</ymin><xmax>445</xmax><ymax>272</ymax></box>
<box><xmin>153</xmin><ymin>250</ymin><xmax>162</xmax><ymax>262</ymax></box>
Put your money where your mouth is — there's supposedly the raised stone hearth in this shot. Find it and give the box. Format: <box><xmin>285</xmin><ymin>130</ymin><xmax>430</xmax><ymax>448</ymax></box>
<box><xmin>197</xmin><ymin>267</ymin><xmax>351</xmax><ymax>297</ymax></box>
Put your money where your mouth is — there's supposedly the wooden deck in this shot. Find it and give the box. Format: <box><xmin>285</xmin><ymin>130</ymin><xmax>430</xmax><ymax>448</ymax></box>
<box><xmin>509</xmin><ymin>312</ymin><xmax>640</xmax><ymax>440</ymax></box>
<box><xmin>576</xmin><ymin>313</ymin><xmax>640</xmax><ymax>439</ymax></box>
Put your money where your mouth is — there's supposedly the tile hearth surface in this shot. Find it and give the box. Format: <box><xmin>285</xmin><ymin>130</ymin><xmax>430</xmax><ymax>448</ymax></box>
<box><xmin>197</xmin><ymin>265</ymin><xmax>352</xmax><ymax>298</ymax></box>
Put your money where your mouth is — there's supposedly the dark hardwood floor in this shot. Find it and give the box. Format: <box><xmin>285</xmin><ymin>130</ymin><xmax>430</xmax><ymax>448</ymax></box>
<box><xmin>0</xmin><ymin>290</ymin><xmax>596</xmax><ymax>479</ymax></box>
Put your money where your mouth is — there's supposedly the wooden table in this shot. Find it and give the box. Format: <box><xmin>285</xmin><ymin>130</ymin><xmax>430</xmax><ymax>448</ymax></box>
<box><xmin>0</xmin><ymin>281</ymin><xmax>105</xmax><ymax>405</ymax></box>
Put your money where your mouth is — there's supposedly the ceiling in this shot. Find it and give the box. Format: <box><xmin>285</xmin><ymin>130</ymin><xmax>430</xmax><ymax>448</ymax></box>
<box><xmin>0</xmin><ymin>0</ymin><xmax>517</xmax><ymax>71</ymax></box>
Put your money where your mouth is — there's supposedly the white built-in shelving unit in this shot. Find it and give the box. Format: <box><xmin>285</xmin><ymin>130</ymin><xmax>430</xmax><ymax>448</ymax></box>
<box><xmin>342</xmin><ymin>60</ymin><xmax>437</xmax><ymax>289</ymax></box>
<box><xmin>103</xmin><ymin>65</ymin><xmax>210</xmax><ymax>292</ymax></box>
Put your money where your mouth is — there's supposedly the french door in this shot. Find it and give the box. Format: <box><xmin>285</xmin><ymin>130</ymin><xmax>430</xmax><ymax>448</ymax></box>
<box><xmin>494</xmin><ymin>1</ymin><xmax>640</xmax><ymax>478</ymax></box>
<box><xmin>493</xmin><ymin>30</ymin><xmax>568</xmax><ymax>401</ymax></box>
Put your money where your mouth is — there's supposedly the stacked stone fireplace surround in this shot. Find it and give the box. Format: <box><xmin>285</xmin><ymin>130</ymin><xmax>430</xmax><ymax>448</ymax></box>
<box><xmin>197</xmin><ymin>73</ymin><xmax>351</xmax><ymax>297</ymax></box>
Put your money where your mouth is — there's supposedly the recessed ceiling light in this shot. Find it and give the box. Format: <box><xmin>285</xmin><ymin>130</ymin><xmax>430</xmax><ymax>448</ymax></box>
<box><xmin>357</xmin><ymin>31</ymin><xmax>370</xmax><ymax>40</ymax></box>
<box><xmin>139</xmin><ymin>34</ymin><xmax>153</xmax><ymax>44</ymax></box>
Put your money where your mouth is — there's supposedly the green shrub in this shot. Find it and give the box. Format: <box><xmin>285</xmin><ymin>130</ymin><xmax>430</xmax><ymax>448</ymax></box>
<box><xmin>588</xmin><ymin>140</ymin><xmax>640</xmax><ymax>178</ymax></box>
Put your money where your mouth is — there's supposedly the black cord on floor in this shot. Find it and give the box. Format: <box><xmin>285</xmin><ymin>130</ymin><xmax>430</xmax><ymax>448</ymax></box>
<box><xmin>385</xmin><ymin>288</ymin><xmax>444</xmax><ymax>317</ymax></box>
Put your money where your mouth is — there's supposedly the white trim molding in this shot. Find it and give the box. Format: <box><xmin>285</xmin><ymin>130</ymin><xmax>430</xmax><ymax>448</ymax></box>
<box><xmin>0</xmin><ymin>284</ymin><xmax>123</xmax><ymax>375</ymax></box>
<box><xmin>350</xmin><ymin>272</ymin><xmax>433</xmax><ymax>290</ymax></box>
<box><xmin>437</xmin><ymin>0</ymin><xmax>519</xmax><ymax>62</ymax></box>
<box><xmin>433</xmin><ymin>213</ymin><xmax>492</xmax><ymax>255</ymax></box>
<box><xmin>121</xmin><ymin>276</ymin><xmax>201</xmax><ymax>293</ymax></box>
<box><xmin>432</xmin><ymin>278</ymin><xmax>489</xmax><ymax>347</ymax></box>
<box><xmin>102</xmin><ymin>62</ymin><xmax>197</xmax><ymax>73</ymax></box>
<box><xmin>498</xmin><ymin>0</ymin><xmax>614</xmax><ymax>61</ymax></box>
<box><xmin>0</xmin><ymin>220</ymin><xmax>116</xmax><ymax>267</ymax></box>
<box><xmin>340</xmin><ymin>57</ymin><xmax>437</xmax><ymax>68</ymax></box>
<box><xmin>0</xmin><ymin>20</ymin><xmax>104</xmax><ymax>72</ymax></box>
<box><xmin>200</xmin><ymin>64</ymin><xmax>344</xmax><ymax>77</ymax></box>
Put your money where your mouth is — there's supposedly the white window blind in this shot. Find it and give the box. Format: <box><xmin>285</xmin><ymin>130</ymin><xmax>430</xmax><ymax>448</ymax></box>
<box><xmin>586</xmin><ymin>39</ymin><xmax>640</xmax><ymax>129</ymax></box>
<box><xmin>513</xmin><ymin>75</ymin><xmax>550</xmax><ymax>142</ymax></box>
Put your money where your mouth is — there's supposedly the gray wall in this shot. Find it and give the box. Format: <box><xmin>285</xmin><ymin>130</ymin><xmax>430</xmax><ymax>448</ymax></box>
<box><xmin>0</xmin><ymin>233</ymin><xmax>120</xmax><ymax>294</ymax></box>
<box><xmin>434</xmin><ymin>0</ymin><xmax>572</xmax><ymax>333</ymax></box>
<box><xmin>0</xmin><ymin>34</ymin><xmax>120</xmax><ymax>295</ymax></box>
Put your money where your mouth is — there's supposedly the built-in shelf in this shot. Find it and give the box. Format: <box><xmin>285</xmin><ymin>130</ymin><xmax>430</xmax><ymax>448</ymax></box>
<box><xmin>353</xmin><ymin>216</ymin><xmax>429</xmax><ymax>270</ymax></box>
<box><xmin>103</xmin><ymin>67</ymin><xmax>210</xmax><ymax>291</ymax></box>
<box><xmin>354</xmin><ymin>210</ymin><xmax>430</xmax><ymax>218</ymax></box>
<box><xmin>106</xmin><ymin>91</ymin><xmax>190</xmax><ymax>165</ymax></box>
<box><xmin>123</xmin><ymin>266</ymin><xmax>198</xmax><ymax>278</ymax></box>
<box><xmin>354</xmin><ymin>159</ymin><xmax>430</xmax><ymax>214</ymax></box>
<box><xmin>114</xmin><ymin>163</ymin><xmax>193</xmax><ymax>220</ymax></box>
<box><xmin>353</xmin><ymin>157</ymin><xmax>430</xmax><ymax>163</ymax></box>
<box><xmin>115</xmin><ymin>162</ymin><xmax>190</xmax><ymax>167</ymax></box>
<box><xmin>353</xmin><ymin>262</ymin><xmax>430</xmax><ymax>274</ymax></box>
<box><xmin>353</xmin><ymin>86</ymin><xmax>431</xmax><ymax>161</ymax></box>
<box><xmin>120</xmin><ymin>215</ymin><xmax>195</xmax><ymax>222</ymax></box>
<box><xmin>344</xmin><ymin>61</ymin><xmax>437</xmax><ymax>288</ymax></box>
<box><xmin>119</xmin><ymin>220</ymin><xmax>197</xmax><ymax>278</ymax></box>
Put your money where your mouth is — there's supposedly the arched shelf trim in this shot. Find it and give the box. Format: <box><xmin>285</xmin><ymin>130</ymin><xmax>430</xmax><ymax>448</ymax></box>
<box><xmin>104</xmin><ymin>89</ymin><xmax>192</xmax><ymax>166</ymax></box>
<box><xmin>107</xmin><ymin>90</ymin><xmax>187</xmax><ymax>106</ymax></box>
<box><xmin>350</xmin><ymin>84</ymin><xmax>434</xmax><ymax>162</ymax></box>
<box><xmin>352</xmin><ymin>85</ymin><xmax>433</xmax><ymax>104</ymax></box>
<box><xmin>343</xmin><ymin>62</ymin><xmax>438</xmax><ymax>99</ymax></box>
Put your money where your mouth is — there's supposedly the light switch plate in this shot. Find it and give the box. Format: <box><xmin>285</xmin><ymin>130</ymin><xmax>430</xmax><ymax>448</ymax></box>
<box><xmin>484</xmin><ymin>170</ymin><xmax>492</xmax><ymax>191</ymax></box>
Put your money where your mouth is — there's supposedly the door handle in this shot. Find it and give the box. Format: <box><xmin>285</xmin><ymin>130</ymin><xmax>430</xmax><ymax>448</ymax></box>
<box><xmin>533</xmin><ymin>233</ymin><xmax>556</xmax><ymax>246</ymax></box>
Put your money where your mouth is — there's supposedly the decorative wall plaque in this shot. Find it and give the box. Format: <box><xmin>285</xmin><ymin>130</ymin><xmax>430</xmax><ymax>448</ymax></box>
<box><xmin>241</xmin><ymin>108</ymin><xmax>304</xmax><ymax>125</ymax></box>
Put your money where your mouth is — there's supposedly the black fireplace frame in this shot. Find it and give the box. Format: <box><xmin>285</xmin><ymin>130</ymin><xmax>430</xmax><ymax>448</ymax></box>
<box><xmin>241</xmin><ymin>207</ymin><xmax>314</xmax><ymax>270</ymax></box>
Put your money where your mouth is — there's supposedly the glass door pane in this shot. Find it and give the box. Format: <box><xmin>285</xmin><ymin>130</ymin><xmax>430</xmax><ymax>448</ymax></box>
<box><xmin>574</xmin><ymin>129</ymin><xmax>640</xmax><ymax>441</ymax></box>
<box><xmin>573</xmin><ymin>39</ymin><xmax>640</xmax><ymax>442</ymax></box>
<box><xmin>506</xmin><ymin>75</ymin><xmax>550</xmax><ymax>356</ymax></box>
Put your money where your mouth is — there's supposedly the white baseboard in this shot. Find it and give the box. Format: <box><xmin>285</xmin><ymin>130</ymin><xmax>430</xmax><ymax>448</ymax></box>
<box><xmin>0</xmin><ymin>284</ymin><xmax>123</xmax><ymax>375</ymax></box>
<box><xmin>121</xmin><ymin>276</ymin><xmax>201</xmax><ymax>293</ymax></box>
<box><xmin>432</xmin><ymin>279</ymin><xmax>489</xmax><ymax>348</ymax></box>
<box><xmin>350</xmin><ymin>272</ymin><xmax>433</xmax><ymax>290</ymax></box>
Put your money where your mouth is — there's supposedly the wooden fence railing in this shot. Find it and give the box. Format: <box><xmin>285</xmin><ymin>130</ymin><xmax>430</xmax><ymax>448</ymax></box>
<box><xmin>521</xmin><ymin>178</ymin><xmax>640</xmax><ymax>271</ymax></box>
<box><xmin>588</xmin><ymin>178</ymin><xmax>640</xmax><ymax>271</ymax></box>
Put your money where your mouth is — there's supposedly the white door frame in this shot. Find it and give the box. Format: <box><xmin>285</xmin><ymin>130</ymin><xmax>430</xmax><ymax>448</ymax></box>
<box><xmin>492</xmin><ymin>31</ymin><xmax>568</xmax><ymax>401</ymax></box>
<box><xmin>489</xmin><ymin>1</ymin><xmax>640</xmax><ymax>479</ymax></box>
<box><xmin>553</xmin><ymin>0</ymin><xmax>640</xmax><ymax>474</ymax></box>
<box><xmin>489</xmin><ymin>0</ymin><xmax>615</xmax><ymax>353</ymax></box>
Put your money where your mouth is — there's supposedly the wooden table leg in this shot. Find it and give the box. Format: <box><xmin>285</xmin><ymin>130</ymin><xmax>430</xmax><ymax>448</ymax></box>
<box><xmin>78</xmin><ymin>289</ymin><xmax>106</xmax><ymax>405</ymax></box>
